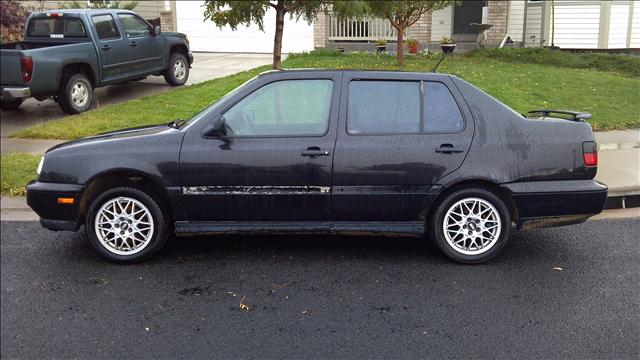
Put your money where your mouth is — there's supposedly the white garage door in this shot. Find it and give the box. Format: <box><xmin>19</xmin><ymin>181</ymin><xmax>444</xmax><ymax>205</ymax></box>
<box><xmin>176</xmin><ymin>1</ymin><xmax>314</xmax><ymax>53</ymax></box>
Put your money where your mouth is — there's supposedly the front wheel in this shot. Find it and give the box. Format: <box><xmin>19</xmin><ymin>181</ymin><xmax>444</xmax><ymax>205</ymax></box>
<box><xmin>163</xmin><ymin>53</ymin><xmax>189</xmax><ymax>86</ymax></box>
<box><xmin>85</xmin><ymin>187</ymin><xmax>168</xmax><ymax>263</ymax></box>
<box><xmin>0</xmin><ymin>99</ymin><xmax>23</xmax><ymax>110</ymax></box>
<box><xmin>428</xmin><ymin>188</ymin><xmax>511</xmax><ymax>264</ymax></box>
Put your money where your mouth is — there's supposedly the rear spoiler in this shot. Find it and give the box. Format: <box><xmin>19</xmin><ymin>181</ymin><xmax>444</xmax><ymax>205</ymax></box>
<box><xmin>527</xmin><ymin>109</ymin><xmax>592</xmax><ymax>122</ymax></box>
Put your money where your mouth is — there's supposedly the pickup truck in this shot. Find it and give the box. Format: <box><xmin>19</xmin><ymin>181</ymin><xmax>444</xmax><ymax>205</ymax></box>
<box><xmin>0</xmin><ymin>9</ymin><xmax>193</xmax><ymax>114</ymax></box>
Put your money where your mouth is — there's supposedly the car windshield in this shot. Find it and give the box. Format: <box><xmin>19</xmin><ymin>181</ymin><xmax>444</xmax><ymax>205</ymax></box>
<box><xmin>27</xmin><ymin>18</ymin><xmax>87</xmax><ymax>38</ymax></box>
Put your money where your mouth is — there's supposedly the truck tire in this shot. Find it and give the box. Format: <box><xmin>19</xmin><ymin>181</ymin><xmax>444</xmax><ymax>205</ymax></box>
<box><xmin>58</xmin><ymin>73</ymin><xmax>93</xmax><ymax>114</ymax></box>
<box><xmin>0</xmin><ymin>99</ymin><xmax>23</xmax><ymax>110</ymax></box>
<box><xmin>163</xmin><ymin>52</ymin><xmax>189</xmax><ymax>86</ymax></box>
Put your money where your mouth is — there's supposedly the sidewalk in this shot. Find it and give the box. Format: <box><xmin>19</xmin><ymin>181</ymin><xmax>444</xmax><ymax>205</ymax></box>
<box><xmin>1</xmin><ymin>129</ymin><xmax>638</xmax><ymax>220</ymax></box>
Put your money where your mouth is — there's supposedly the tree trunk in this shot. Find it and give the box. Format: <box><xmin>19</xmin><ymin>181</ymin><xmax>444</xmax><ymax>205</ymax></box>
<box><xmin>396</xmin><ymin>25</ymin><xmax>404</xmax><ymax>66</ymax></box>
<box><xmin>272</xmin><ymin>1</ymin><xmax>285</xmax><ymax>70</ymax></box>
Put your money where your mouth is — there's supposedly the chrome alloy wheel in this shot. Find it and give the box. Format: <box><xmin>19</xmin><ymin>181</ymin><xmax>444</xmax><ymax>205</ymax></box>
<box><xmin>94</xmin><ymin>197</ymin><xmax>154</xmax><ymax>256</ymax></box>
<box><xmin>443</xmin><ymin>197</ymin><xmax>502</xmax><ymax>255</ymax></box>
<box><xmin>71</xmin><ymin>81</ymin><xmax>89</xmax><ymax>107</ymax></box>
<box><xmin>173</xmin><ymin>59</ymin><xmax>186</xmax><ymax>80</ymax></box>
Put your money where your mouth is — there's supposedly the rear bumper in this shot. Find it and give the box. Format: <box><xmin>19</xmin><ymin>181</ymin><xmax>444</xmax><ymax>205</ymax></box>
<box><xmin>26</xmin><ymin>181</ymin><xmax>84</xmax><ymax>231</ymax></box>
<box><xmin>502</xmin><ymin>179</ymin><xmax>608</xmax><ymax>229</ymax></box>
<box><xmin>0</xmin><ymin>86</ymin><xmax>31</xmax><ymax>100</ymax></box>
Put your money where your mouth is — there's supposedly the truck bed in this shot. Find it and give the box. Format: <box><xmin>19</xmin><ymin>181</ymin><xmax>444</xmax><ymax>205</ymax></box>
<box><xmin>1</xmin><ymin>41</ymin><xmax>88</xmax><ymax>50</ymax></box>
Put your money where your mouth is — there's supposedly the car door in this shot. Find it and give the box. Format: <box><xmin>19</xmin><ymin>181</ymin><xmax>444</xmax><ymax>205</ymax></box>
<box><xmin>331</xmin><ymin>72</ymin><xmax>474</xmax><ymax>221</ymax></box>
<box><xmin>178</xmin><ymin>72</ymin><xmax>341</xmax><ymax>221</ymax></box>
<box><xmin>90</xmin><ymin>14</ymin><xmax>130</xmax><ymax>81</ymax></box>
<box><xmin>116</xmin><ymin>13</ymin><xmax>163</xmax><ymax>74</ymax></box>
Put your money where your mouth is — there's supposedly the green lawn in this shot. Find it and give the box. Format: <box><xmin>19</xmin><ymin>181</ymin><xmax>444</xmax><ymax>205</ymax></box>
<box><xmin>1</xmin><ymin>152</ymin><xmax>40</xmax><ymax>196</ymax></box>
<box><xmin>11</xmin><ymin>50</ymin><xmax>640</xmax><ymax>140</ymax></box>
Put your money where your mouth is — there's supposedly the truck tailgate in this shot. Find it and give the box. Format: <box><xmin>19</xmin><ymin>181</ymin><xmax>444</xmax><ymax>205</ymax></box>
<box><xmin>0</xmin><ymin>49</ymin><xmax>25</xmax><ymax>86</ymax></box>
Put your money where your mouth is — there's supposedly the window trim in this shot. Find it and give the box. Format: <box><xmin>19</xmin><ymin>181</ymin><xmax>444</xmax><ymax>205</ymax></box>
<box><xmin>91</xmin><ymin>14</ymin><xmax>122</xmax><ymax>41</ymax></box>
<box><xmin>117</xmin><ymin>12</ymin><xmax>153</xmax><ymax>38</ymax></box>
<box><xmin>207</xmin><ymin>78</ymin><xmax>335</xmax><ymax>139</ymax></box>
<box><xmin>345</xmin><ymin>79</ymin><xmax>466</xmax><ymax>137</ymax></box>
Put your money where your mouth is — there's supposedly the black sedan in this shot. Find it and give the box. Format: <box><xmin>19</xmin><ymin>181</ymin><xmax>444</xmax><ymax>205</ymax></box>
<box><xmin>27</xmin><ymin>70</ymin><xmax>607</xmax><ymax>263</ymax></box>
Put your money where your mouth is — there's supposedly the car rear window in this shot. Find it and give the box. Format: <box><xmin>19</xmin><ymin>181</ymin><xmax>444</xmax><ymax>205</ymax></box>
<box><xmin>423</xmin><ymin>82</ymin><xmax>464</xmax><ymax>132</ymax></box>
<box><xmin>92</xmin><ymin>14</ymin><xmax>120</xmax><ymax>40</ymax></box>
<box><xmin>347</xmin><ymin>80</ymin><xmax>420</xmax><ymax>135</ymax></box>
<box><xmin>27</xmin><ymin>18</ymin><xmax>87</xmax><ymax>38</ymax></box>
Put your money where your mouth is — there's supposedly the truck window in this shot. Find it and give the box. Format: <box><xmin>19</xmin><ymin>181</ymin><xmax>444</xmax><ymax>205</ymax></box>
<box><xmin>117</xmin><ymin>13</ymin><xmax>151</xmax><ymax>37</ymax></box>
<box><xmin>423</xmin><ymin>82</ymin><xmax>464</xmax><ymax>133</ymax></box>
<box><xmin>92</xmin><ymin>14</ymin><xmax>120</xmax><ymax>40</ymax></box>
<box><xmin>27</xmin><ymin>18</ymin><xmax>87</xmax><ymax>38</ymax></box>
<box><xmin>347</xmin><ymin>81</ymin><xmax>420</xmax><ymax>135</ymax></box>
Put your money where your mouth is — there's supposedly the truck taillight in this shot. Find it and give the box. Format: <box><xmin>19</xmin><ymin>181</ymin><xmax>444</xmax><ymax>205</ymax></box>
<box><xmin>582</xmin><ymin>141</ymin><xmax>598</xmax><ymax>167</ymax></box>
<box><xmin>20</xmin><ymin>56</ymin><xmax>33</xmax><ymax>82</ymax></box>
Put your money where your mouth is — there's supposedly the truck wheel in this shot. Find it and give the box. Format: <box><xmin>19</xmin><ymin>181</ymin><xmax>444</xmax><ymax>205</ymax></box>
<box><xmin>85</xmin><ymin>187</ymin><xmax>169</xmax><ymax>263</ymax></box>
<box><xmin>428</xmin><ymin>188</ymin><xmax>511</xmax><ymax>264</ymax></box>
<box><xmin>0</xmin><ymin>99</ymin><xmax>23</xmax><ymax>110</ymax></box>
<box><xmin>164</xmin><ymin>53</ymin><xmax>189</xmax><ymax>86</ymax></box>
<box><xmin>58</xmin><ymin>73</ymin><xmax>93</xmax><ymax>114</ymax></box>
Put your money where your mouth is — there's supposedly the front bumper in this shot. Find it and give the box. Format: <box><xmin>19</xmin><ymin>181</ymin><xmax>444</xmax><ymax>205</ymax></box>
<box><xmin>502</xmin><ymin>179</ymin><xmax>608</xmax><ymax>229</ymax></box>
<box><xmin>0</xmin><ymin>86</ymin><xmax>31</xmax><ymax>100</ymax></box>
<box><xmin>187</xmin><ymin>52</ymin><xmax>194</xmax><ymax>67</ymax></box>
<box><xmin>26</xmin><ymin>181</ymin><xmax>84</xmax><ymax>231</ymax></box>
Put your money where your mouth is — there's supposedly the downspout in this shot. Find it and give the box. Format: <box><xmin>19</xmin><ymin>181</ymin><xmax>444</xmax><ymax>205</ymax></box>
<box><xmin>522</xmin><ymin>0</ymin><xmax>528</xmax><ymax>47</ymax></box>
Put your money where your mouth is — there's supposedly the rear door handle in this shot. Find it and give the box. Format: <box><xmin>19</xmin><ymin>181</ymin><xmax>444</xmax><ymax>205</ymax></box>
<box><xmin>101</xmin><ymin>44</ymin><xmax>111</xmax><ymax>50</ymax></box>
<box><xmin>435</xmin><ymin>144</ymin><xmax>464</xmax><ymax>154</ymax></box>
<box><xmin>302</xmin><ymin>146</ymin><xmax>330</xmax><ymax>158</ymax></box>
<box><xmin>129</xmin><ymin>41</ymin><xmax>137</xmax><ymax>47</ymax></box>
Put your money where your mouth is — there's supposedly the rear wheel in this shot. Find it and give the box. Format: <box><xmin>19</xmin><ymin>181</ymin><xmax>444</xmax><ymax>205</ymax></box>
<box><xmin>163</xmin><ymin>52</ymin><xmax>189</xmax><ymax>86</ymax></box>
<box><xmin>0</xmin><ymin>99</ymin><xmax>23</xmax><ymax>110</ymax></box>
<box><xmin>85</xmin><ymin>187</ymin><xmax>168</xmax><ymax>263</ymax></box>
<box><xmin>58</xmin><ymin>73</ymin><xmax>93</xmax><ymax>114</ymax></box>
<box><xmin>429</xmin><ymin>188</ymin><xmax>511</xmax><ymax>264</ymax></box>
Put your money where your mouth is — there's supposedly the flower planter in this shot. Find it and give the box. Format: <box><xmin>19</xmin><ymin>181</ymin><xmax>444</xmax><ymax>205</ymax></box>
<box><xmin>441</xmin><ymin>44</ymin><xmax>456</xmax><ymax>53</ymax></box>
<box><xmin>376</xmin><ymin>45</ymin><xmax>386</xmax><ymax>53</ymax></box>
<box><xmin>408</xmin><ymin>43</ymin><xmax>419</xmax><ymax>54</ymax></box>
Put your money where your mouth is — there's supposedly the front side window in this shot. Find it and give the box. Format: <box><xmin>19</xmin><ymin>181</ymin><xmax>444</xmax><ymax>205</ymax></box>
<box><xmin>117</xmin><ymin>13</ymin><xmax>151</xmax><ymax>37</ymax></box>
<box><xmin>27</xmin><ymin>18</ymin><xmax>87</xmax><ymax>38</ymax></box>
<box><xmin>423</xmin><ymin>82</ymin><xmax>464</xmax><ymax>132</ymax></box>
<box><xmin>223</xmin><ymin>80</ymin><xmax>333</xmax><ymax>137</ymax></box>
<box><xmin>92</xmin><ymin>14</ymin><xmax>120</xmax><ymax>40</ymax></box>
<box><xmin>347</xmin><ymin>80</ymin><xmax>420</xmax><ymax>134</ymax></box>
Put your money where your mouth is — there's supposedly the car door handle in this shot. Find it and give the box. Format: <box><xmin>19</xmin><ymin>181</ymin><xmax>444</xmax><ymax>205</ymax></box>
<box><xmin>129</xmin><ymin>41</ymin><xmax>137</xmax><ymax>47</ymax></box>
<box><xmin>301</xmin><ymin>147</ymin><xmax>330</xmax><ymax>157</ymax></box>
<box><xmin>435</xmin><ymin>144</ymin><xmax>464</xmax><ymax>154</ymax></box>
<box><xmin>101</xmin><ymin>44</ymin><xmax>111</xmax><ymax>51</ymax></box>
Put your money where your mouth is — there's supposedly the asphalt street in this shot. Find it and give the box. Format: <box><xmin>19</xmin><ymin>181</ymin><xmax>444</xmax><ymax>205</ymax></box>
<box><xmin>1</xmin><ymin>219</ymin><xmax>638</xmax><ymax>359</ymax></box>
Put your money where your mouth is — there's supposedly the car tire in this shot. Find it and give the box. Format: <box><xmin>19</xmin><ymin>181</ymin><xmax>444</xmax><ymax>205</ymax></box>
<box><xmin>58</xmin><ymin>73</ymin><xmax>93</xmax><ymax>114</ymax></box>
<box><xmin>0</xmin><ymin>99</ymin><xmax>23</xmax><ymax>110</ymax></box>
<box><xmin>428</xmin><ymin>188</ymin><xmax>511</xmax><ymax>264</ymax></box>
<box><xmin>163</xmin><ymin>52</ymin><xmax>189</xmax><ymax>86</ymax></box>
<box><xmin>85</xmin><ymin>187</ymin><xmax>169</xmax><ymax>263</ymax></box>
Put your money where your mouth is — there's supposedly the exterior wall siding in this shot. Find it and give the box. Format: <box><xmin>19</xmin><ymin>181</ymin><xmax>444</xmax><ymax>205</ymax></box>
<box><xmin>608</xmin><ymin>3</ymin><xmax>630</xmax><ymax>48</ymax></box>
<box><xmin>431</xmin><ymin>6</ymin><xmax>452</xmax><ymax>41</ymax></box>
<box><xmin>628</xmin><ymin>1</ymin><xmax>640</xmax><ymax>47</ymax></box>
<box><xmin>524</xmin><ymin>5</ymin><xmax>543</xmax><ymax>47</ymax></box>
<box><xmin>549</xmin><ymin>2</ymin><xmax>601</xmax><ymax>48</ymax></box>
<box><xmin>507</xmin><ymin>0</ymin><xmax>525</xmax><ymax>42</ymax></box>
<box><xmin>25</xmin><ymin>0</ymin><xmax>164</xmax><ymax>19</ymax></box>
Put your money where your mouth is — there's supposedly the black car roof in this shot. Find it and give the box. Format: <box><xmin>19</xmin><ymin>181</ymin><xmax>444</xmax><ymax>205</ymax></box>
<box><xmin>261</xmin><ymin>69</ymin><xmax>453</xmax><ymax>80</ymax></box>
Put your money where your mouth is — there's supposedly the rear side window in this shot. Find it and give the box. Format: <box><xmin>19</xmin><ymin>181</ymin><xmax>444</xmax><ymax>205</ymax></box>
<box><xmin>117</xmin><ymin>13</ymin><xmax>151</xmax><ymax>37</ymax></box>
<box><xmin>92</xmin><ymin>15</ymin><xmax>120</xmax><ymax>40</ymax></box>
<box><xmin>27</xmin><ymin>18</ymin><xmax>87</xmax><ymax>38</ymax></box>
<box><xmin>423</xmin><ymin>82</ymin><xmax>464</xmax><ymax>132</ymax></box>
<box><xmin>347</xmin><ymin>81</ymin><xmax>420</xmax><ymax>134</ymax></box>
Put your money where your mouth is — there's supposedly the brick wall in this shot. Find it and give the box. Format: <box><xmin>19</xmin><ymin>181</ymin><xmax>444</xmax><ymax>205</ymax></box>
<box><xmin>485</xmin><ymin>1</ymin><xmax>509</xmax><ymax>44</ymax></box>
<box><xmin>160</xmin><ymin>11</ymin><xmax>175</xmax><ymax>32</ymax></box>
<box><xmin>407</xmin><ymin>11</ymin><xmax>432</xmax><ymax>45</ymax></box>
<box><xmin>314</xmin><ymin>11</ymin><xmax>326</xmax><ymax>49</ymax></box>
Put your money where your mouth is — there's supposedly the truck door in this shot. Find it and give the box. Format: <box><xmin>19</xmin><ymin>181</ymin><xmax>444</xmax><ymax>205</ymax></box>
<box><xmin>90</xmin><ymin>14</ymin><xmax>130</xmax><ymax>81</ymax></box>
<box><xmin>116</xmin><ymin>13</ymin><xmax>164</xmax><ymax>74</ymax></box>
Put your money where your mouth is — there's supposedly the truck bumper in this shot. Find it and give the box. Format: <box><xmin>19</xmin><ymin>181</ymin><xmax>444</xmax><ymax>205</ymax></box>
<box><xmin>187</xmin><ymin>52</ymin><xmax>194</xmax><ymax>67</ymax></box>
<box><xmin>0</xmin><ymin>86</ymin><xmax>31</xmax><ymax>100</ymax></box>
<box><xmin>501</xmin><ymin>179</ymin><xmax>608</xmax><ymax>229</ymax></box>
<box><xmin>26</xmin><ymin>181</ymin><xmax>84</xmax><ymax>232</ymax></box>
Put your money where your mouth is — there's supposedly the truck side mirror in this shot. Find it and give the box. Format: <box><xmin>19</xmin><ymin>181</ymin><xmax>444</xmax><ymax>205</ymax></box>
<box><xmin>153</xmin><ymin>25</ymin><xmax>161</xmax><ymax>36</ymax></box>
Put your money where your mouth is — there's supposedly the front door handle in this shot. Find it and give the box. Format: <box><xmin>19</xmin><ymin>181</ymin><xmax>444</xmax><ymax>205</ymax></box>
<box><xmin>302</xmin><ymin>146</ymin><xmax>330</xmax><ymax>158</ymax></box>
<box><xmin>101</xmin><ymin>44</ymin><xmax>111</xmax><ymax>51</ymax></box>
<box><xmin>435</xmin><ymin>144</ymin><xmax>464</xmax><ymax>154</ymax></box>
<box><xmin>129</xmin><ymin>41</ymin><xmax>138</xmax><ymax>47</ymax></box>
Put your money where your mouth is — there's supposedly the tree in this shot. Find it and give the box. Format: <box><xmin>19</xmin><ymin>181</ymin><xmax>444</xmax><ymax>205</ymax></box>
<box><xmin>333</xmin><ymin>0</ymin><xmax>460</xmax><ymax>66</ymax></box>
<box><xmin>58</xmin><ymin>0</ymin><xmax>138</xmax><ymax>10</ymax></box>
<box><xmin>204</xmin><ymin>1</ymin><xmax>327</xmax><ymax>69</ymax></box>
<box><xmin>0</xmin><ymin>0</ymin><xmax>44</xmax><ymax>43</ymax></box>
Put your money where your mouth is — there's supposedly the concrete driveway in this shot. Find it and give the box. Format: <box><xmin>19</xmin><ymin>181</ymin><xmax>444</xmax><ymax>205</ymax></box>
<box><xmin>0</xmin><ymin>53</ymin><xmax>274</xmax><ymax>137</ymax></box>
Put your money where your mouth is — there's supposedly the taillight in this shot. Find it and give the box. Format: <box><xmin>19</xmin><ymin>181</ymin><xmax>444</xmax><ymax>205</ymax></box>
<box><xmin>582</xmin><ymin>141</ymin><xmax>598</xmax><ymax>167</ymax></box>
<box><xmin>20</xmin><ymin>56</ymin><xmax>33</xmax><ymax>83</ymax></box>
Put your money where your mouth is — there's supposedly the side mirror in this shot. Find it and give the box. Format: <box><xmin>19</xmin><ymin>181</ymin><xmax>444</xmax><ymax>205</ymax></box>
<box><xmin>153</xmin><ymin>25</ymin><xmax>161</xmax><ymax>36</ymax></box>
<box><xmin>203</xmin><ymin>115</ymin><xmax>227</xmax><ymax>137</ymax></box>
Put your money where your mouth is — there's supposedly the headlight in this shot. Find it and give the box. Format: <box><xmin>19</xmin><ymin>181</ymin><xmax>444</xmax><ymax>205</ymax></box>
<box><xmin>36</xmin><ymin>156</ymin><xmax>44</xmax><ymax>175</ymax></box>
